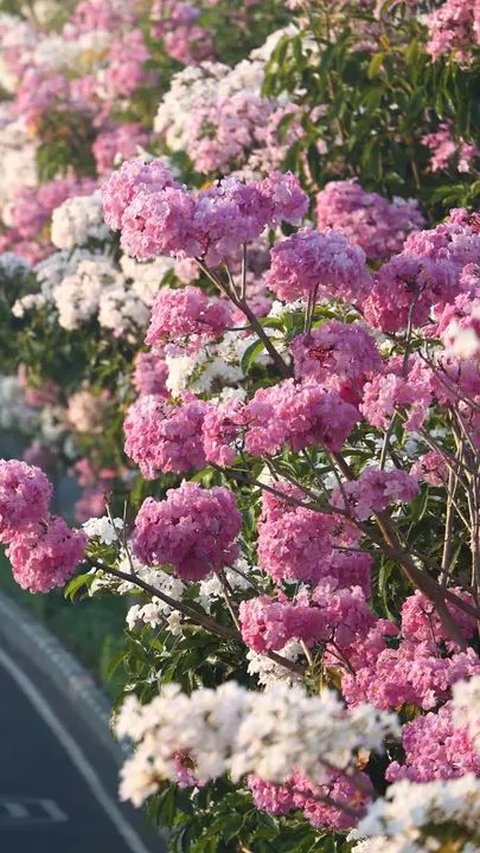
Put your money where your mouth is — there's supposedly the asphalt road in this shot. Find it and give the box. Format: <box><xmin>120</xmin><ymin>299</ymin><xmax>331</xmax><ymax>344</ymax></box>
<box><xmin>0</xmin><ymin>644</ymin><xmax>163</xmax><ymax>853</ymax></box>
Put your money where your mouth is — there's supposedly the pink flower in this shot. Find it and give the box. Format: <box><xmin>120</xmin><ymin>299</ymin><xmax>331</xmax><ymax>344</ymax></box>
<box><xmin>101</xmin><ymin>157</ymin><xmax>178</xmax><ymax>231</ymax></box>
<box><xmin>93</xmin><ymin>124</ymin><xmax>150</xmax><ymax>175</ymax></box>
<box><xmin>0</xmin><ymin>459</ymin><xmax>52</xmax><ymax>543</ymax></box>
<box><xmin>331</xmin><ymin>468</ymin><xmax>419</xmax><ymax>521</ymax></box>
<box><xmin>291</xmin><ymin>321</ymin><xmax>381</xmax><ymax>402</ymax></box>
<box><xmin>7</xmin><ymin>516</ymin><xmax>86</xmax><ymax>593</ymax></box>
<box><xmin>244</xmin><ymin>380</ymin><xmax>358</xmax><ymax>456</ymax></box>
<box><xmin>124</xmin><ymin>395</ymin><xmax>207</xmax><ymax>478</ymax></box>
<box><xmin>386</xmin><ymin>703</ymin><xmax>480</xmax><ymax>783</ymax></box>
<box><xmin>316</xmin><ymin>179</ymin><xmax>424</xmax><ymax>261</ymax></box>
<box><xmin>401</xmin><ymin>589</ymin><xmax>476</xmax><ymax>651</ymax></box>
<box><xmin>410</xmin><ymin>451</ymin><xmax>447</xmax><ymax>487</ymax></box>
<box><xmin>239</xmin><ymin>583</ymin><xmax>375</xmax><ymax>654</ymax></box>
<box><xmin>145</xmin><ymin>286</ymin><xmax>232</xmax><ymax>352</ymax></box>
<box><xmin>202</xmin><ymin>398</ymin><xmax>246</xmax><ymax>467</ymax></box>
<box><xmin>133</xmin><ymin>351</ymin><xmax>169</xmax><ymax>397</ymax></box>
<box><xmin>132</xmin><ymin>481</ymin><xmax>242</xmax><ymax>581</ymax></box>
<box><xmin>342</xmin><ymin>641</ymin><xmax>480</xmax><ymax>710</ymax></box>
<box><xmin>361</xmin><ymin>356</ymin><xmax>434</xmax><ymax>431</ymax></box>
<box><xmin>264</xmin><ymin>228</ymin><xmax>370</xmax><ymax>304</ymax></box>
<box><xmin>256</xmin><ymin>484</ymin><xmax>361</xmax><ymax>585</ymax></box>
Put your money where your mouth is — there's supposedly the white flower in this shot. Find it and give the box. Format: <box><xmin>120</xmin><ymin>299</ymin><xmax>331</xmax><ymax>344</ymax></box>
<box><xmin>83</xmin><ymin>516</ymin><xmax>124</xmax><ymax>546</ymax></box>
<box><xmin>116</xmin><ymin>682</ymin><xmax>399</xmax><ymax>806</ymax></box>
<box><xmin>51</xmin><ymin>192</ymin><xmax>110</xmax><ymax>250</ymax></box>
<box><xmin>353</xmin><ymin>773</ymin><xmax>480</xmax><ymax>851</ymax></box>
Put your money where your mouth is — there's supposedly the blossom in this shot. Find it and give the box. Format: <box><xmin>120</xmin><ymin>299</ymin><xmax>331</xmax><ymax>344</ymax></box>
<box><xmin>7</xmin><ymin>515</ymin><xmax>86</xmax><ymax>593</ymax></box>
<box><xmin>51</xmin><ymin>192</ymin><xmax>110</xmax><ymax>249</ymax></box>
<box><xmin>401</xmin><ymin>589</ymin><xmax>477</xmax><ymax>651</ymax></box>
<box><xmin>145</xmin><ymin>286</ymin><xmax>232</xmax><ymax>352</ymax></box>
<box><xmin>353</xmin><ymin>773</ymin><xmax>480</xmax><ymax>851</ymax></box>
<box><xmin>331</xmin><ymin>468</ymin><xmax>419</xmax><ymax>521</ymax></box>
<box><xmin>239</xmin><ymin>583</ymin><xmax>375</xmax><ymax>654</ymax></box>
<box><xmin>202</xmin><ymin>396</ymin><xmax>246</xmax><ymax>467</ymax></box>
<box><xmin>315</xmin><ymin>180</ymin><xmax>424</xmax><ymax>261</ymax></box>
<box><xmin>123</xmin><ymin>395</ymin><xmax>207</xmax><ymax>478</ymax></box>
<box><xmin>342</xmin><ymin>641</ymin><xmax>480</xmax><ymax>710</ymax></box>
<box><xmin>244</xmin><ymin>379</ymin><xmax>359</xmax><ymax>455</ymax></box>
<box><xmin>360</xmin><ymin>356</ymin><xmax>434</xmax><ymax>431</ymax></box>
<box><xmin>133</xmin><ymin>351</ymin><xmax>169</xmax><ymax>398</ymax></box>
<box><xmin>116</xmin><ymin>681</ymin><xmax>399</xmax><ymax>805</ymax></box>
<box><xmin>386</xmin><ymin>702</ymin><xmax>480</xmax><ymax>783</ymax></box>
<box><xmin>132</xmin><ymin>481</ymin><xmax>242</xmax><ymax>581</ymax></box>
<box><xmin>0</xmin><ymin>459</ymin><xmax>52</xmax><ymax>543</ymax></box>
<box><xmin>256</xmin><ymin>484</ymin><xmax>361</xmax><ymax>584</ymax></box>
<box><xmin>83</xmin><ymin>515</ymin><xmax>124</xmax><ymax>546</ymax></box>
<box><xmin>101</xmin><ymin>157</ymin><xmax>178</xmax><ymax>231</ymax></box>
<box><xmin>291</xmin><ymin>321</ymin><xmax>381</xmax><ymax>401</ymax></box>
<box><xmin>264</xmin><ymin>228</ymin><xmax>370</xmax><ymax>303</ymax></box>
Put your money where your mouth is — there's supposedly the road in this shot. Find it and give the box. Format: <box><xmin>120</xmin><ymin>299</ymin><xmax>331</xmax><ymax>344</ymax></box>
<box><xmin>0</xmin><ymin>644</ymin><xmax>163</xmax><ymax>853</ymax></box>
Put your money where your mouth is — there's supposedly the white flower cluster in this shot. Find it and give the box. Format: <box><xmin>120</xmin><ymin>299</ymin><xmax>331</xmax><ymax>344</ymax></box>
<box><xmin>51</xmin><ymin>192</ymin><xmax>111</xmax><ymax>250</ymax></box>
<box><xmin>83</xmin><ymin>515</ymin><xmax>124</xmax><ymax>545</ymax></box>
<box><xmin>115</xmin><ymin>681</ymin><xmax>399</xmax><ymax>807</ymax></box>
<box><xmin>247</xmin><ymin>640</ymin><xmax>303</xmax><ymax>688</ymax></box>
<box><xmin>119</xmin><ymin>255</ymin><xmax>175</xmax><ymax>307</ymax></box>
<box><xmin>13</xmin><ymin>248</ymin><xmax>155</xmax><ymax>338</ymax></box>
<box><xmin>197</xmin><ymin>557</ymin><xmax>253</xmax><ymax>612</ymax></box>
<box><xmin>0</xmin><ymin>114</ymin><xmax>37</xmax><ymax>212</ymax></box>
<box><xmin>32</xmin><ymin>30</ymin><xmax>110</xmax><ymax>73</ymax></box>
<box><xmin>154</xmin><ymin>27</ymin><xmax>293</xmax><ymax>152</ymax></box>
<box><xmin>352</xmin><ymin>774</ymin><xmax>480</xmax><ymax>852</ymax></box>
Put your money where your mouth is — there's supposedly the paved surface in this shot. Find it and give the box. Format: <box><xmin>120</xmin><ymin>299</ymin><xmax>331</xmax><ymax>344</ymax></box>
<box><xmin>0</xmin><ymin>644</ymin><xmax>163</xmax><ymax>853</ymax></box>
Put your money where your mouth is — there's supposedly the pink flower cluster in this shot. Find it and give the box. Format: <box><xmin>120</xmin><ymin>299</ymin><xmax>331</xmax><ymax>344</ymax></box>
<box><xmin>133</xmin><ymin>351</ymin><xmax>169</xmax><ymax>397</ymax></box>
<box><xmin>239</xmin><ymin>583</ymin><xmax>375</xmax><ymax>655</ymax></box>
<box><xmin>426</xmin><ymin>0</ymin><xmax>480</xmax><ymax>61</ymax></box>
<box><xmin>291</xmin><ymin>321</ymin><xmax>381</xmax><ymax>402</ymax></box>
<box><xmin>256</xmin><ymin>485</ymin><xmax>364</xmax><ymax>587</ymax></box>
<box><xmin>102</xmin><ymin>163</ymin><xmax>308</xmax><ymax>265</ymax></box>
<box><xmin>361</xmin><ymin>208</ymin><xmax>480</xmax><ymax>332</ymax></box>
<box><xmin>422</xmin><ymin>123</ymin><xmax>479</xmax><ymax>174</ymax></box>
<box><xmin>0</xmin><ymin>460</ymin><xmax>85</xmax><ymax>593</ymax></box>
<box><xmin>0</xmin><ymin>459</ymin><xmax>52</xmax><ymax>542</ymax></box>
<box><xmin>7</xmin><ymin>516</ymin><xmax>87</xmax><ymax>594</ymax></box>
<box><xmin>132</xmin><ymin>481</ymin><xmax>242</xmax><ymax>581</ymax></box>
<box><xmin>151</xmin><ymin>0</ymin><xmax>214</xmax><ymax>65</ymax></box>
<box><xmin>315</xmin><ymin>180</ymin><xmax>424</xmax><ymax>261</ymax></box>
<box><xmin>265</xmin><ymin>228</ymin><xmax>370</xmax><ymax>304</ymax></box>
<box><xmin>342</xmin><ymin>638</ymin><xmax>480</xmax><ymax>710</ymax></box>
<box><xmin>386</xmin><ymin>703</ymin><xmax>480</xmax><ymax>783</ymax></box>
<box><xmin>92</xmin><ymin>124</ymin><xmax>151</xmax><ymax>175</ymax></box>
<box><xmin>145</xmin><ymin>286</ymin><xmax>232</xmax><ymax>352</ymax></box>
<box><xmin>330</xmin><ymin>468</ymin><xmax>419</xmax><ymax>521</ymax></box>
<box><xmin>361</xmin><ymin>356</ymin><xmax>435</xmax><ymax>431</ymax></box>
<box><xmin>244</xmin><ymin>380</ymin><xmax>359</xmax><ymax>455</ymax></box>
<box><xmin>124</xmin><ymin>395</ymin><xmax>207</xmax><ymax>478</ymax></box>
<box><xmin>249</xmin><ymin>770</ymin><xmax>371</xmax><ymax>830</ymax></box>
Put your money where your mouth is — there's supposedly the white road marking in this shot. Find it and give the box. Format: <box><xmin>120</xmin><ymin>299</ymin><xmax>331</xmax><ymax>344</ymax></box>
<box><xmin>0</xmin><ymin>646</ymin><xmax>152</xmax><ymax>853</ymax></box>
<box><xmin>3</xmin><ymin>802</ymin><xmax>29</xmax><ymax>819</ymax></box>
<box><xmin>41</xmin><ymin>799</ymin><xmax>68</xmax><ymax>822</ymax></box>
<box><xmin>0</xmin><ymin>798</ymin><xmax>68</xmax><ymax>824</ymax></box>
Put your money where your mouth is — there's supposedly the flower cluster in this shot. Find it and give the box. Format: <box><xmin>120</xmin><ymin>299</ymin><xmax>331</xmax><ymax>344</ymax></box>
<box><xmin>132</xmin><ymin>481</ymin><xmax>242</xmax><ymax>581</ymax></box>
<box><xmin>115</xmin><ymin>681</ymin><xmax>399</xmax><ymax>810</ymax></box>
<box><xmin>0</xmin><ymin>459</ymin><xmax>85</xmax><ymax>592</ymax></box>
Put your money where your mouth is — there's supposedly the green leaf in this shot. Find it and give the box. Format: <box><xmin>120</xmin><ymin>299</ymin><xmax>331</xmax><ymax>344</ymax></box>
<box><xmin>241</xmin><ymin>339</ymin><xmax>267</xmax><ymax>375</ymax></box>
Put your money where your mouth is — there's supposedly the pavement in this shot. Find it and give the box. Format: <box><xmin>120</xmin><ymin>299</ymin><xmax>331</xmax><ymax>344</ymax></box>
<box><xmin>0</xmin><ymin>599</ymin><xmax>166</xmax><ymax>853</ymax></box>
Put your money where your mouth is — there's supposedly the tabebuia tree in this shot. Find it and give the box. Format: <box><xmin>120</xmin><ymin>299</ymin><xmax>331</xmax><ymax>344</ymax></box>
<box><xmin>3</xmin><ymin>0</ymin><xmax>480</xmax><ymax>850</ymax></box>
